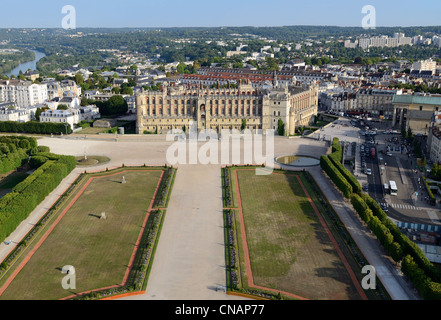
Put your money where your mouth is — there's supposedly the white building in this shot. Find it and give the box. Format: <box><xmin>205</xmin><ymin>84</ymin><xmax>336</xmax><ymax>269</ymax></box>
<box><xmin>344</xmin><ymin>40</ymin><xmax>358</xmax><ymax>48</ymax></box>
<box><xmin>39</xmin><ymin>109</ymin><xmax>81</xmax><ymax>130</ymax></box>
<box><xmin>412</xmin><ymin>59</ymin><xmax>437</xmax><ymax>73</ymax></box>
<box><xmin>432</xmin><ymin>36</ymin><xmax>441</xmax><ymax>48</ymax></box>
<box><xmin>78</xmin><ymin>105</ymin><xmax>101</xmax><ymax>122</ymax></box>
<box><xmin>0</xmin><ymin>80</ymin><xmax>48</xmax><ymax>108</ymax></box>
<box><xmin>0</xmin><ymin>107</ymin><xmax>31</xmax><ymax>122</ymax></box>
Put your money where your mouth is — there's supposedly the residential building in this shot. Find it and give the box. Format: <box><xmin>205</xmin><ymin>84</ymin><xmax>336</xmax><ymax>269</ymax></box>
<box><xmin>78</xmin><ymin>105</ymin><xmax>101</xmax><ymax>122</ymax></box>
<box><xmin>0</xmin><ymin>80</ymin><xmax>48</xmax><ymax>108</ymax></box>
<box><xmin>356</xmin><ymin>87</ymin><xmax>401</xmax><ymax>119</ymax></box>
<box><xmin>39</xmin><ymin>108</ymin><xmax>81</xmax><ymax>130</ymax></box>
<box><xmin>428</xmin><ymin>113</ymin><xmax>441</xmax><ymax>163</ymax></box>
<box><xmin>412</xmin><ymin>59</ymin><xmax>437</xmax><ymax>73</ymax></box>
<box><xmin>0</xmin><ymin>107</ymin><xmax>31</xmax><ymax>122</ymax></box>
<box><xmin>392</xmin><ymin>94</ymin><xmax>441</xmax><ymax>134</ymax></box>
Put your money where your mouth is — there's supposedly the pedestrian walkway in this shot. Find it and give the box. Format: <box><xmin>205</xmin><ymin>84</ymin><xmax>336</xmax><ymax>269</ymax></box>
<box><xmin>0</xmin><ymin>169</ymin><xmax>82</xmax><ymax>262</ymax></box>
<box><xmin>127</xmin><ymin>164</ymin><xmax>244</xmax><ymax>300</ymax></box>
<box><xmin>380</xmin><ymin>203</ymin><xmax>422</xmax><ymax>211</ymax></box>
<box><xmin>305</xmin><ymin>166</ymin><xmax>420</xmax><ymax>300</ymax></box>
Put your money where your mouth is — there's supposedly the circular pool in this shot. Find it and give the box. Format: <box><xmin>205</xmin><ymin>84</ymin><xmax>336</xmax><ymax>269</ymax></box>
<box><xmin>276</xmin><ymin>155</ymin><xmax>320</xmax><ymax>167</ymax></box>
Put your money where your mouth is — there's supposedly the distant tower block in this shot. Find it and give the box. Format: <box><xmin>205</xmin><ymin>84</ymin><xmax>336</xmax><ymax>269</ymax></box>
<box><xmin>122</xmin><ymin>176</ymin><xmax>126</xmax><ymax>184</ymax></box>
<box><xmin>101</xmin><ymin>212</ymin><xmax>107</xmax><ymax>220</ymax></box>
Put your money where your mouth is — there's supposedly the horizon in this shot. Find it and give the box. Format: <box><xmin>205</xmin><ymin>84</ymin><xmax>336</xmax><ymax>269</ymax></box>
<box><xmin>0</xmin><ymin>0</ymin><xmax>440</xmax><ymax>29</ymax></box>
<box><xmin>2</xmin><ymin>25</ymin><xmax>441</xmax><ymax>30</ymax></box>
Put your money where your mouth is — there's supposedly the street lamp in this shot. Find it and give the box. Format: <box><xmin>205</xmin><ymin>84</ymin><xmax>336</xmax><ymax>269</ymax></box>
<box><xmin>64</xmin><ymin>123</ymin><xmax>68</xmax><ymax>135</ymax></box>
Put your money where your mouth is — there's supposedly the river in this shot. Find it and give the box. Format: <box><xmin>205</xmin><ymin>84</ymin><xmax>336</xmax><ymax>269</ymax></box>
<box><xmin>6</xmin><ymin>49</ymin><xmax>46</xmax><ymax>77</ymax></box>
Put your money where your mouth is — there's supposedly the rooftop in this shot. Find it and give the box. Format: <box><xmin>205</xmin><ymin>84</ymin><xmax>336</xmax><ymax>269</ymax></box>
<box><xmin>392</xmin><ymin>94</ymin><xmax>441</xmax><ymax>106</ymax></box>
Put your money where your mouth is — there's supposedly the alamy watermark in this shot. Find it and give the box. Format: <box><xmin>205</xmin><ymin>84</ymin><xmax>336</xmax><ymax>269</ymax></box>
<box><xmin>361</xmin><ymin>265</ymin><xmax>376</xmax><ymax>290</ymax></box>
<box><xmin>165</xmin><ymin>121</ymin><xmax>275</xmax><ymax>175</ymax></box>
<box><xmin>61</xmin><ymin>265</ymin><xmax>76</xmax><ymax>290</ymax></box>
<box><xmin>61</xmin><ymin>5</ymin><xmax>76</xmax><ymax>30</ymax></box>
<box><xmin>362</xmin><ymin>5</ymin><xmax>376</xmax><ymax>30</ymax></box>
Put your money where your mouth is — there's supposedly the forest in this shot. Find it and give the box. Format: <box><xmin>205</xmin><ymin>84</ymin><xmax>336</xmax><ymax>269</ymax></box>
<box><xmin>0</xmin><ymin>48</ymin><xmax>35</xmax><ymax>75</ymax></box>
<box><xmin>0</xmin><ymin>26</ymin><xmax>440</xmax><ymax>76</ymax></box>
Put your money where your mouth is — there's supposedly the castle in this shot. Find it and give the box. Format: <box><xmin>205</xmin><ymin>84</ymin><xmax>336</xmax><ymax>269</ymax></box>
<box><xmin>135</xmin><ymin>77</ymin><xmax>318</xmax><ymax>135</ymax></box>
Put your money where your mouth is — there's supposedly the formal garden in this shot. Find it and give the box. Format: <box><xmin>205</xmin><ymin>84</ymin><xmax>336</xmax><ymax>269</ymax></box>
<box><xmin>0</xmin><ymin>165</ymin><xmax>176</xmax><ymax>300</ymax></box>
<box><xmin>221</xmin><ymin>166</ymin><xmax>390</xmax><ymax>300</ymax></box>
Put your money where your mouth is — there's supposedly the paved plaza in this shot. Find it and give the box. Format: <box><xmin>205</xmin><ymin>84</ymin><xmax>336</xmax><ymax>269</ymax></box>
<box><xmin>0</xmin><ymin>133</ymin><xmax>419</xmax><ymax>300</ymax></box>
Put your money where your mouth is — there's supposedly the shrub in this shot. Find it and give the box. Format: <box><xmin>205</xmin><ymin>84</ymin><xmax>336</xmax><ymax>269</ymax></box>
<box><xmin>0</xmin><ymin>155</ymin><xmax>76</xmax><ymax>243</ymax></box>
<box><xmin>320</xmin><ymin>155</ymin><xmax>352</xmax><ymax>198</ymax></box>
<box><xmin>328</xmin><ymin>154</ymin><xmax>362</xmax><ymax>194</ymax></box>
<box><xmin>29</xmin><ymin>156</ymin><xmax>49</xmax><ymax>169</ymax></box>
<box><xmin>0</xmin><ymin>121</ymin><xmax>72</xmax><ymax>135</ymax></box>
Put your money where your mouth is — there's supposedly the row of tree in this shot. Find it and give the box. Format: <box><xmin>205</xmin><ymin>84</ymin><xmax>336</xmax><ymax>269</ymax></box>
<box><xmin>81</xmin><ymin>95</ymin><xmax>128</xmax><ymax>116</ymax></box>
<box><xmin>0</xmin><ymin>146</ymin><xmax>76</xmax><ymax>244</ymax></box>
<box><xmin>0</xmin><ymin>121</ymin><xmax>73</xmax><ymax>135</ymax></box>
<box><xmin>0</xmin><ymin>136</ymin><xmax>37</xmax><ymax>174</ymax></box>
<box><xmin>322</xmin><ymin>137</ymin><xmax>441</xmax><ymax>299</ymax></box>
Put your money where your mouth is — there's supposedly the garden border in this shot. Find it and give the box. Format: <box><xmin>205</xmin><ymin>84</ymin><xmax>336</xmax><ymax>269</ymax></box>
<box><xmin>0</xmin><ymin>165</ymin><xmax>176</xmax><ymax>300</ymax></box>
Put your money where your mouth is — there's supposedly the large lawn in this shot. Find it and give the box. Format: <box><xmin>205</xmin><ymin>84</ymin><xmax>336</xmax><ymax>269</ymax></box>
<box><xmin>0</xmin><ymin>169</ymin><xmax>163</xmax><ymax>300</ymax></box>
<box><xmin>234</xmin><ymin>169</ymin><xmax>362</xmax><ymax>300</ymax></box>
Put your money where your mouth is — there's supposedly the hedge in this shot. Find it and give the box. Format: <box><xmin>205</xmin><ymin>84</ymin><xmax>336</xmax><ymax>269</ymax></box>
<box><xmin>0</xmin><ymin>155</ymin><xmax>76</xmax><ymax>243</ymax></box>
<box><xmin>423</xmin><ymin>177</ymin><xmax>436</xmax><ymax>205</ymax></box>
<box><xmin>329</xmin><ymin>153</ymin><xmax>362</xmax><ymax>194</ymax></box>
<box><xmin>0</xmin><ymin>121</ymin><xmax>73</xmax><ymax>135</ymax></box>
<box><xmin>364</xmin><ymin>196</ymin><xmax>388</xmax><ymax>223</ymax></box>
<box><xmin>0</xmin><ymin>136</ymin><xmax>37</xmax><ymax>174</ymax></box>
<box><xmin>0</xmin><ymin>149</ymin><xmax>28</xmax><ymax>174</ymax></box>
<box><xmin>351</xmin><ymin>194</ymin><xmax>372</xmax><ymax>223</ymax></box>
<box><xmin>29</xmin><ymin>146</ymin><xmax>50</xmax><ymax>156</ymax></box>
<box><xmin>332</xmin><ymin>138</ymin><xmax>343</xmax><ymax>162</ymax></box>
<box><xmin>320</xmin><ymin>155</ymin><xmax>352</xmax><ymax>198</ymax></box>
<box><xmin>29</xmin><ymin>156</ymin><xmax>49</xmax><ymax>169</ymax></box>
<box><xmin>401</xmin><ymin>255</ymin><xmax>441</xmax><ymax>300</ymax></box>
<box><xmin>322</xmin><ymin>136</ymin><xmax>441</xmax><ymax>298</ymax></box>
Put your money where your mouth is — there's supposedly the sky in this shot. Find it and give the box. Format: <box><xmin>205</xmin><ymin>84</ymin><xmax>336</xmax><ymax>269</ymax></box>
<box><xmin>0</xmin><ymin>0</ymin><xmax>440</xmax><ymax>28</ymax></box>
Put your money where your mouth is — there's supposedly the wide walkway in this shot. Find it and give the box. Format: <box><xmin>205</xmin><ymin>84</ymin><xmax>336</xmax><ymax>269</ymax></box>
<box><xmin>0</xmin><ymin>135</ymin><xmax>421</xmax><ymax>300</ymax></box>
<box><xmin>306</xmin><ymin>165</ymin><xmax>420</xmax><ymax>300</ymax></box>
<box><xmin>123</xmin><ymin>165</ymin><xmax>244</xmax><ymax>300</ymax></box>
<box><xmin>0</xmin><ymin>169</ymin><xmax>82</xmax><ymax>263</ymax></box>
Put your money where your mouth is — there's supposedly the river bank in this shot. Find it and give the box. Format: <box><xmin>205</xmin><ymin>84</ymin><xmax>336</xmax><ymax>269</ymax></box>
<box><xmin>3</xmin><ymin>49</ymin><xmax>46</xmax><ymax>77</ymax></box>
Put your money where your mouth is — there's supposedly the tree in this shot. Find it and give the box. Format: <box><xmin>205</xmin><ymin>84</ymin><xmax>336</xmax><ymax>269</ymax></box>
<box><xmin>130</xmin><ymin>65</ymin><xmax>138</xmax><ymax>73</ymax></box>
<box><xmin>111</xmin><ymin>87</ymin><xmax>120</xmax><ymax>94</ymax></box>
<box><xmin>233</xmin><ymin>61</ymin><xmax>244</xmax><ymax>69</ymax></box>
<box><xmin>74</xmin><ymin>73</ymin><xmax>84</xmax><ymax>85</ymax></box>
<box><xmin>354</xmin><ymin>56</ymin><xmax>363</xmax><ymax>64</ymax></box>
<box><xmin>241</xmin><ymin>119</ymin><xmax>247</xmax><ymax>131</ymax></box>
<box><xmin>407</xmin><ymin>127</ymin><xmax>414</xmax><ymax>143</ymax></box>
<box><xmin>35</xmin><ymin>107</ymin><xmax>49</xmax><ymax>121</ymax></box>
<box><xmin>277</xmin><ymin>119</ymin><xmax>285</xmax><ymax>136</ymax></box>
<box><xmin>100</xmin><ymin>95</ymin><xmax>128</xmax><ymax>116</ymax></box>
<box><xmin>57</xmin><ymin>104</ymin><xmax>68</xmax><ymax>110</ymax></box>
<box><xmin>193</xmin><ymin>60</ymin><xmax>200</xmax><ymax>71</ymax></box>
<box><xmin>177</xmin><ymin>62</ymin><xmax>187</xmax><ymax>74</ymax></box>
<box><xmin>120</xmin><ymin>86</ymin><xmax>133</xmax><ymax>95</ymax></box>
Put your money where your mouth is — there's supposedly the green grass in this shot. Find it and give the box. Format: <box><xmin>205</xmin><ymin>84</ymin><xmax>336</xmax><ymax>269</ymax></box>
<box><xmin>0</xmin><ymin>169</ymin><xmax>163</xmax><ymax>300</ymax></box>
<box><xmin>74</xmin><ymin>127</ymin><xmax>110</xmax><ymax>134</ymax></box>
<box><xmin>75</xmin><ymin>156</ymin><xmax>111</xmax><ymax>166</ymax></box>
<box><xmin>231</xmin><ymin>169</ymin><xmax>363</xmax><ymax>300</ymax></box>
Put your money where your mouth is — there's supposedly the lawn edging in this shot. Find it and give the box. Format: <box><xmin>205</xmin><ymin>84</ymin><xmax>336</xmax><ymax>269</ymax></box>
<box><xmin>0</xmin><ymin>165</ymin><xmax>176</xmax><ymax>300</ymax></box>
